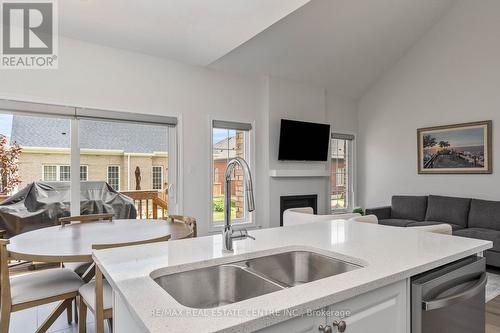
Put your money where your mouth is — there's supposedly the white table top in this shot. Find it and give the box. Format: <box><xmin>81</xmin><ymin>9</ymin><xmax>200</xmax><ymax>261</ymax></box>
<box><xmin>8</xmin><ymin>219</ymin><xmax>188</xmax><ymax>262</ymax></box>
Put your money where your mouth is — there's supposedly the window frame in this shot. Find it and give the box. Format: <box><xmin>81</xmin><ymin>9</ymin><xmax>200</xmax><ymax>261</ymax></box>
<box><xmin>42</xmin><ymin>164</ymin><xmax>88</xmax><ymax>182</ymax></box>
<box><xmin>79</xmin><ymin>165</ymin><xmax>88</xmax><ymax>181</ymax></box>
<box><xmin>152</xmin><ymin>165</ymin><xmax>163</xmax><ymax>190</ymax></box>
<box><xmin>42</xmin><ymin>165</ymin><xmax>58</xmax><ymax>181</ymax></box>
<box><xmin>107</xmin><ymin>165</ymin><xmax>121</xmax><ymax>191</ymax></box>
<box><xmin>0</xmin><ymin>100</ymin><xmax>179</xmax><ymax>217</ymax></box>
<box><xmin>209</xmin><ymin>118</ymin><xmax>255</xmax><ymax>232</ymax></box>
<box><xmin>330</xmin><ymin>133</ymin><xmax>356</xmax><ymax>213</ymax></box>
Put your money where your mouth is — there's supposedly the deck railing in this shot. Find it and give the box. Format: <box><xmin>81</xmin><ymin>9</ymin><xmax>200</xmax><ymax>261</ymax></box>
<box><xmin>120</xmin><ymin>190</ymin><xmax>168</xmax><ymax>219</ymax></box>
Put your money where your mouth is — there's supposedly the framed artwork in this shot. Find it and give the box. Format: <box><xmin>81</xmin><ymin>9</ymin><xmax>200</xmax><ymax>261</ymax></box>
<box><xmin>417</xmin><ymin>120</ymin><xmax>492</xmax><ymax>174</ymax></box>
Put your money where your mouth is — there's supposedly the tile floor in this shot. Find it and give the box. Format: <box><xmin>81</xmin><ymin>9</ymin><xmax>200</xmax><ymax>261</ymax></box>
<box><xmin>9</xmin><ymin>301</ymin><xmax>110</xmax><ymax>333</ymax></box>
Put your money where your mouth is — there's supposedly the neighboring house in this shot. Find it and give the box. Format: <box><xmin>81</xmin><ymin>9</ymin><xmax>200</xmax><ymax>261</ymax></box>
<box><xmin>212</xmin><ymin>134</ymin><xmax>244</xmax><ymax>197</ymax></box>
<box><xmin>331</xmin><ymin>143</ymin><xmax>347</xmax><ymax>193</ymax></box>
<box><xmin>10</xmin><ymin>116</ymin><xmax>168</xmax><ymax>192</ymax></box>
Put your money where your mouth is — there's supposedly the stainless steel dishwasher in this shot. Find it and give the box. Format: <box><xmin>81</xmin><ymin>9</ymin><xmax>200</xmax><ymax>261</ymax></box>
<box><xmin>411</xmin><ymin>256</ymin><xmax>487</xmax><ymax>333</ymax></box>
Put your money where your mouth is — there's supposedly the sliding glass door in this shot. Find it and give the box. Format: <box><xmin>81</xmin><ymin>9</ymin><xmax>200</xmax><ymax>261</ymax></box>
<box><xmin>78</xmin><ymin>118</ymin><xmax>170</xmax><ymax>219</ymax></box>
<box><xmin>0</xmin><ymin>100</ymin><xmax>178</xmax><ymax>231</ymax></box>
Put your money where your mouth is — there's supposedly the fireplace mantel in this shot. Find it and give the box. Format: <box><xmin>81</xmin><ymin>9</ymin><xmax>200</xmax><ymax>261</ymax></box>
<box><xmin>269</xmin><ymin>169</ymin><xmax>330</xmax><ymax>178</ymax></box>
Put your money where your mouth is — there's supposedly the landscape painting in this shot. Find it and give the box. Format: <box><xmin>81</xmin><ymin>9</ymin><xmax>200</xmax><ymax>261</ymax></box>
<box><xmin>418</xmin><ymin>121</ymin><xmax>492</xmax><ymax>174</ymax></box>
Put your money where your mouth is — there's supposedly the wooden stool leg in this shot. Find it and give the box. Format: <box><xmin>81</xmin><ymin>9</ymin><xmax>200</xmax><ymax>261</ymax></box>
<box><xmin>95</xmin><ymin>265</ymin><xmax>104</xmax><ymax>333</ymax></box>
<box><xmin>107</xmin><ymin>318</ymin><xmax>113</xmax><ymax>332</ymax></box>
<box><xmin>36</xmin><ymin>299</ymin><xmax>71</xmax><ymax>333</ymax></box>
<box><xmin>78</xmin><ymin>297</ymin><xmax>87</xmax><ymax>333</ymax></box>
<box><xmin>66</xmin><ymin>299</ymin><xmax>73</xmax><ymax>324</ymax></box>
<box><xmin>74</xmin><ymin>297</ymin><xmax>79</xmax><ymax>324</ymax></box>
<box><xmin>0</xmin><ymin>307</ymin><xmax>11</xmax><ymax>333</ymax></box>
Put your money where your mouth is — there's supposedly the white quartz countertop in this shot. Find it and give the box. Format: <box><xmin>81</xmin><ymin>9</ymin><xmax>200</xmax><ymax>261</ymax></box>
<box><xmin>93</xmin><ymin>221</ymin><xmax>492</xmax><ymax>333</ymax></box>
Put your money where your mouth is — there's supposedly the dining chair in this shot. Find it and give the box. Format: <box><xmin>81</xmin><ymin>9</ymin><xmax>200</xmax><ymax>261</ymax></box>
<box><xmin>167</xmin><ymin>215</ymin><xmax>197</xmax><ymax>238</ymax></box>
<box><xmin>78</xmin><ymin>234</ymin><xmax>171</xmax><ymax>333</ymax></box>
<box><xmin>59</xmin><ymin>213</ymin><xmax>115</xmax><ymax>324</ymax></box>
<box><xmin>0</xmin><ymin>239</ymin><xmax>84</xmax><ymax>333</ymax></box>
<box><xmin>58</xmin><ymin>213</ymin><xmax>114</xmax><ymax>227</ymax></box>
<box><xmin>59</xmin><ymin>214</ymin><xmax>115</xmax><ymax>278</ymax></box>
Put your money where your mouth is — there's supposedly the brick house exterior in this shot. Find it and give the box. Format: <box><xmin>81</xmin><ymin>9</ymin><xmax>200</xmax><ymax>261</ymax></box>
<box><xmin>10</xmin><ymin>116</ymin><xmax>168</xmax><ymax>192</ymax></box>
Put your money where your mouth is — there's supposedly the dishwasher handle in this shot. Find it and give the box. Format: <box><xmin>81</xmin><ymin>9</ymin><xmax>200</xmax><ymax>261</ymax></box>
<box><xmin>422</xmin><ymin>272</ymin><xmax>487</xmax><ymax>311</ymax></box>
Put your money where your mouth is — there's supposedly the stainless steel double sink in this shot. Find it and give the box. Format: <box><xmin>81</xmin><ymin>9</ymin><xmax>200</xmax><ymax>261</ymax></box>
<box><xmin>153</xmin><ymin>251</ymin><xmax>361</xmax><ymax>308</ymax></box>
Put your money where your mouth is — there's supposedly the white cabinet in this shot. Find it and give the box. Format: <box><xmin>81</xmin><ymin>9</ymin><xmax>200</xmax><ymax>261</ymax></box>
<box><xmin>258</xmin><ymin>280</ymin><xmax>408</xmax><ymax>333</ymax></box>
<box><xmin>257</xmin><ymin>313</ymin><xmax>326</xmax><ymax>333</ymax></box>
<box><xmin>327</xmin><ymin>280</ymin><xmax>408</xmax><ymax>333</ymax></box>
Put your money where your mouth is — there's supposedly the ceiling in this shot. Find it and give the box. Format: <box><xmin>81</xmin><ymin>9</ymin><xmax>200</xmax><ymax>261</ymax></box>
<box><xmin>59</xmin><ymin>0</ymin><xmax>310</xmax><ymax>66</ymax></box>
<box><xmin>210</xmin><ymin>0</ymin><xmax>456</xmax><ymax>98</ymax></box>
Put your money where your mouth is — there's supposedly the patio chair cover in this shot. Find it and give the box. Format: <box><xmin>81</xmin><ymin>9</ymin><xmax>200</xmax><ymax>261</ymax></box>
<box><xmin>0</xmin><ymin>181</ymin><xmax>137</xmax><ymax>236</ymax></box>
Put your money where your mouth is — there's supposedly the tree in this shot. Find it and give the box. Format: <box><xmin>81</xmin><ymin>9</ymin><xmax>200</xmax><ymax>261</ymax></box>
<box><xmin>0</xmin><ymin>134</ymin><xmax>22</xmax><ymax>195</ymax></box>
<box><xmin>423</xmin><ymin>135</ymin><xmax>437</xmax><ymax>148</ymax></box>
<box><xmin>439</xmin><ymin>140</ymin><xmax>450</xmax><ymax>149</ymax></box>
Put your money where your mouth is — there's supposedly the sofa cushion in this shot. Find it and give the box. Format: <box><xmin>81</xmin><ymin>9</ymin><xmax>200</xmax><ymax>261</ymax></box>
<box><xmin>425</xmin><ymin>195</ymin><xmax>471</xmax><ymax>227</ymax></box>
<box><xmin>453</xmin><ymin>228</ymin><xmax>500</xmax><ymax>252</ymax></box>
<box><xmin>379</xmin><ymin>219</ymin><xmax>415</xmax><ymax>227</ymax></box>
<box><xmin>406</xmin><ymin>221</ymin><xmax>463</xmax><ymax>231</ymax></box>
<box><xmin>468</xmin><ymin>199</ymin><xmax>500</xmax><ymax>231</ymax></box>
<box><xmin>391</xmin><ymin>196</ymin><xmax>428</xmax><ymax>221</ymax></box>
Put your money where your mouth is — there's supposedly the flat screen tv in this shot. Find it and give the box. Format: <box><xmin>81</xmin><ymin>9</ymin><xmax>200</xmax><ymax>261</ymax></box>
<box><xmin>278</xmin><ymin>119</ymin><xmax>331</xmax><ymax>161</ymax></box>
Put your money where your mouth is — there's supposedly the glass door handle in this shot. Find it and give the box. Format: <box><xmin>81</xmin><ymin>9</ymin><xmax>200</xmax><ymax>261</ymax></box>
<box><xmin>422</xmin><ymin>272</ymin><xmax>487</xmax><ymax>311</ymax></box>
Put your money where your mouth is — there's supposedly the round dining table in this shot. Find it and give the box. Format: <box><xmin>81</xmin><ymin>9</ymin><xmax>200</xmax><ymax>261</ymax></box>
<box><xmin>7</xmin><ymin>219</ymin><xmax>192</xmax><ymax>263</ymax></box>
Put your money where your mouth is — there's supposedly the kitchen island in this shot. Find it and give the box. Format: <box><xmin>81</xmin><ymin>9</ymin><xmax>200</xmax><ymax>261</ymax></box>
<box><xmin>93</xmin><ymin>220</ymin><xmax>491</xmax><ymax>333</ymax></box>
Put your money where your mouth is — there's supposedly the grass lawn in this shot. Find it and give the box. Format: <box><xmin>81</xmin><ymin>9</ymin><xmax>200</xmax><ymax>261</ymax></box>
<box><xmin>213</xmin><ymin>196</ymin><xmax>237</xmax><ymax>222</ymax></box>
<box><xmin>331</xmin><ymin>196</ymin><xmax>346</xmax><ymax>209</ymax></box>
<box><xmin>213</xmin><ymin>208</ymin><xmax>236</xmax><ymax>222</ymax></box>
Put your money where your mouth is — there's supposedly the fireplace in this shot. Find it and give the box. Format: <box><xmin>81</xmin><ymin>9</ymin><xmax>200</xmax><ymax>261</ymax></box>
<box><xmin>280</xmin><ymin>194</ymin><xmax>318</xmax><ymax>226</ymax></box>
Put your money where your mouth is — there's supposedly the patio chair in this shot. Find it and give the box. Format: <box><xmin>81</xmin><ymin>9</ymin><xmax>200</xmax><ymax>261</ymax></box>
<box><xmin>0</xmin><ymin>239</ymin><xmax>84</xmax><ymax>333</ymax></box>
<box><xmin>167</xmin><ymin>215</ymin><xmax>197</xmax><ymax>238</ymax></box>
<box><xmin>78</xmin><ymin>234</ymin><xmax>171</xmax><ymax>333</ymax></box>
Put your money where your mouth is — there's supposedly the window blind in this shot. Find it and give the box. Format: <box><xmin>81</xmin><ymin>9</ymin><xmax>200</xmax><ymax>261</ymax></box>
<box><xmin>332</xmin><ymin>133</ymin><xmax>355</xmax><ymax>141</ymax></box>
<box><xmin>0</xmin><ymin>99</ymin><xmax>178</xmax><ymax>126</ymax></box>
<box><xmin>212</xmin><ymin>120</ymin><xmax>252</xmax><ymax>131</ymax></box>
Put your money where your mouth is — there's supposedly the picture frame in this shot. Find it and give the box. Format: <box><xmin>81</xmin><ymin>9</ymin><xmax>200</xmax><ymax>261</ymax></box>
<box><xmin>417</xmin><ymin>120</ymin><xmax>492</xmax><ymax>174</ymax></box>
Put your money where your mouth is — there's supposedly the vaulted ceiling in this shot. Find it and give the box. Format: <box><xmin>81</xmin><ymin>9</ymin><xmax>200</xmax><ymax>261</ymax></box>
<box><xmin>210</xmin><ymin>0</ymin><xmax>456</xmax><ymax>98</ymax></box>
<box><xmin>59</xmin><ymin>0</ymin><xmax>456</xmax><ymax>99</ymax></box>
<box><xmin>59</xmin><ymin>0</ymin><xmax>310</xmax><ymax>66</ymax></box>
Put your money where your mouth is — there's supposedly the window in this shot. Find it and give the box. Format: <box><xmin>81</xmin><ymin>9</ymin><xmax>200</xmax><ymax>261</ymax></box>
<box><xmin>43</xmin><ymin>165</ymin><xmax>57</xmax><ymax>181</ymax></box>
<box><xmin>0</xmin><ymin>99</ymin><xmax>177</xmax><ymax>219</ymax></box>
<box><xmin>211</xmin><ymin>120</ymin><xmax>252</xmax><ymax>225</ymax></box>
<box><xmin>152</xmin><ymin>166</ymin><xmax>163</xmax><ymax>190</ymax></box>
<box><xmin>59</xmin><ymin>165</ymin><xmax>71</xmax><ymax>181</ymax></box>
<box><xmin>42</xmin><ymin>165</ymin><xmax>88</xmax><ymax>181</ymax></box>
<box><xmin>107</xmin><ymin>165</ymin><xmax>120</xmax><ymax>191</ymax></box>
<box><xmin>331</xmin><ymin>134</ymin><xmax>354</xmax><ymax>212</ymax></box>
<box><xmin>80</xmin><ymin>166</ymin><xmax>88</xmax><ymax>181</ymax></box>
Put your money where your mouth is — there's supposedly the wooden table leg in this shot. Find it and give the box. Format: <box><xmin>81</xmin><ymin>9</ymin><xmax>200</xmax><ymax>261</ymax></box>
<box><xmin>35</xmin><ymin>299</ymin><xmax>72</xmax><ymax>333</ymax></box>
<box><xmin>95</xmin><ymin>264</ymin><xmax>104</xmax><ymax>333</ymax></box>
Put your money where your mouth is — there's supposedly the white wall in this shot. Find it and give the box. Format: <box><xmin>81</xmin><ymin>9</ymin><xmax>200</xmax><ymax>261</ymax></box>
<box><xmin>0</xmin><ymin>37</ymin><xmax>265</xmax><ymax>236</ymax></box>
<box><xmin>358</xmin><ymin>0</ymin><xmax>500</xmax><ymax>207</ymax></box>
<box><xmin>0</xmin><ymin>36</ymin><xmax>359</xmax><ymax>233</ymax></box>
<box><xmin>265</xmin><ymin>77</ymin><xmax>358</xmax><ymax>227</ymax></box>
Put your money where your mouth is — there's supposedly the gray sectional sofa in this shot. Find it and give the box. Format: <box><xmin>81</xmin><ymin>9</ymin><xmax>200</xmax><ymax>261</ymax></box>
<box><xmin>366</xmin><ymin>195</ymin><xmax>500</xmax><ymax>267</ymax></box>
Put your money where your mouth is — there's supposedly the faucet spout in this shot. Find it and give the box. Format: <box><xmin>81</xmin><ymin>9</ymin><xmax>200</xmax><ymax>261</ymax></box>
<box><xmin>222</xmin><ymin>157</ymin><xmax>255</xmax><ymax>251</ymax></box>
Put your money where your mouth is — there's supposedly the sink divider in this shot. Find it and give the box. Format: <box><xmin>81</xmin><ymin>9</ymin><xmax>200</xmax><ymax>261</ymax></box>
<box><xmin>222</xmin><ymin>261</ymin><xmax>291</xmax><ymax>289</ymax></box>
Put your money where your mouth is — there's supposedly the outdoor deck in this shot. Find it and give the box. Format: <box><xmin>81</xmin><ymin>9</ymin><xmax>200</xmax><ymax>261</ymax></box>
<box><xmin>0</xmin><ymin>190</ymin><xmax>168</xmax><ymax>221</ymax></box>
